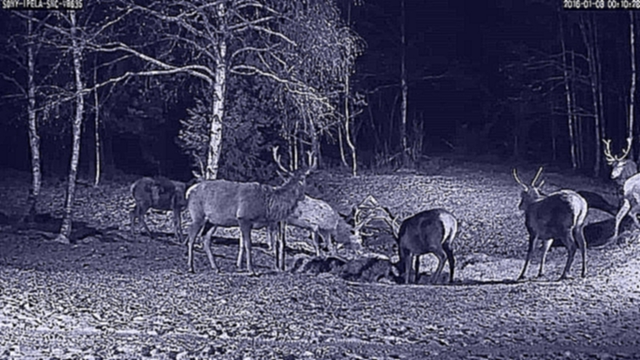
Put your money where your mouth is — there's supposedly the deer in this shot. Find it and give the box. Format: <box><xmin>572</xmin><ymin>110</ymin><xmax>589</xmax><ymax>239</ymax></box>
<box><xmin>513</xmin><ymin>167</ymin><xmax>588</xmax><ymax>281</ymax></box>
<box><xmin>265</xmin><ymin>155</ymin><xmax>344</xmax><ymax>257</ymax></box>
<box><xmin>603</xmin><ymin>138</ymin><xmax>638</xmax><ymax>187</ymax></box>
<box><xmin>382</xmin><ymin>208</ymin><xmax>457</xmax><ymax>285</ymax></box>
<box><xmin>185</xmin><ymin>148</ymin><xmax>315</xmax><ymax>274</ymax></box>
<box><xmin>602</xmin><ymin>138</ymin><xmax>640</xmax><ymax>241</ymax></box>
<box><xmin>130</xmin><ymin>176</ymin><xmax>190</xmax><ymax>243</ymax></box>
<box><xmin>262</xmin><ymin>195</ymin><xmax>341</xmax><ymax>257</ymax></box>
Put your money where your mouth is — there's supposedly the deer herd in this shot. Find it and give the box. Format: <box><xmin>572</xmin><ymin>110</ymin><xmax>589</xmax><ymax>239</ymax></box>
<box><xmin>128</xmin><ymin>139</ymin><xmax>640</xmax><ymax>285</ymax></box>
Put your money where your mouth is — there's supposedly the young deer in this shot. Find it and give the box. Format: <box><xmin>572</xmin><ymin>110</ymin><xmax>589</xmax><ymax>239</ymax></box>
<box><xmin>386</xmin><ymin>208</ymin><xmax>457</xmax><ymax>284</ymax></box>
<box><xmin>603</xmin><ymin>138</ymin><xmax>640</xmax><ymax>240</ymax></box>
<box><xmin>185</xmin><ymin>149</ymin><xmax>315</xmax><ymax>274</ymax></box>
<box><xmin>513</xmin><ymin>167</ymin><xmax>588</xmax><ymax>280</ymax></box>
<box><xmin>130</xmin><ymin>177</ymin><xmax>189</xmax><ymax>243</ymax></box>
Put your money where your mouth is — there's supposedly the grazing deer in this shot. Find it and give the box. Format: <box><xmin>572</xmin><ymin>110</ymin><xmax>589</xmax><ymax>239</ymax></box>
<box><xmin>267</xmin><ymin>155</ymin><xmax>344</xmax><ymax>257</ymax></box>
<box><xmin>130</xmin><ymin>177</ymin><xmax>189</xmax><ymax>243</ymax></box>
<box><xmin>185</xmin><ymin>149</ymin><xmax>315</xmax><ymax>274</ymax></box>
<box><xmin>603</xmin><ymin>138</ymin><xmax>640</xmax><ymax>240</ymax></box>
<box><xmin>384</xmin><ymin>208</ymin><xmax>457</xmax><ymax>284</ymax></box>
<box><xmin>513</xmin><ymin>167</ymin><xmax>588</xmax><ymax>280</ymax></box>
<box><xmin>264</xmin><ymin>195</ymin><xmax>341</xmax><ymax>257</ymax></box>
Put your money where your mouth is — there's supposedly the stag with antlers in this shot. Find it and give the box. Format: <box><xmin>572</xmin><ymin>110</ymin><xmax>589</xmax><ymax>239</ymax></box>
<box><xmin>603</xmin><ymin>138</ymin><xmax>638</xmax><ymax>187</ymax></box>
<box><xmin>185</xmin><ymin>147</ymin><xmax>315</xmax><ymax>273</ymax></box>
<box><xmin>513</xmin><ymin>167</ymin><xmax>588</xmax><ymax>280</ymax></box>
<box><xmin>602</xmin><ymin>138</ymin><xmax>640</xmax><ymax>241</ymax></box>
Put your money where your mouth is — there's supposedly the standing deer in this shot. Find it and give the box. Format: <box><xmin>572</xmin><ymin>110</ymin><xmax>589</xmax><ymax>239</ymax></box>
<box><xmin>385</xmin><ymin>208</ymin><xmax>457</xmax><ymax>284</ymax></box>
<box><xmin>130</xmin><ymin>176</ymin><xmax>189</xmax><ymax>243</ymax></box>
<box><xmin>513</xmin><ymin>167</ymin><xmax>588</xmax><ymax>280</ymax></box>
<box><xmin>603</xmin><ymin>138</ymin><xmax>640</xmax><ymax>240</ymax></box>
<box><xmin>603</xmin><ymin>138</ymin><xmax>638</xmax><ymax>187</ymax></box>
<box><xmin>266</xmin><ymin>156</ymin><xmax>344</xmax><ymax>257</ymax></box>
<box><xmin>185</xmin><ymin>149</ymin><xmax>315</xmax><ymax>274</ymax></box>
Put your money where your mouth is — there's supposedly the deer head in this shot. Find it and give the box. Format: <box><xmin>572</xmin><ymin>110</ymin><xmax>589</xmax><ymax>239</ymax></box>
<box><xmin>603</xmin><ymin>138</ymin><xmax>637</xmax><ymax>183</ymax></box>
<box><xmin>513</xmin><ymin>167</ymin><xmax>545</xmax><ymax>210</ymax></box>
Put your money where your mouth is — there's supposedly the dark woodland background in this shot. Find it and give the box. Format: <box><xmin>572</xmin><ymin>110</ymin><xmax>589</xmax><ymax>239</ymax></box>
<box><xmin>0</xmin><ymin>0</ymin><xmax>636</xmax><ymax>181</ymax></box>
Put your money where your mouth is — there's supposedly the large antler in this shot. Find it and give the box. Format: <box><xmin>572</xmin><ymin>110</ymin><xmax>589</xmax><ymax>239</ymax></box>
<box><xmin>272</xmin><ymin>146</ymin><xmax>291</xmax><ymax>176</ymax></box>
<box><xmin>512</xmin><ymin>169</ymin><xmax>528</xmax><ymax>191</ymax></box>
<box><xmin>603</xmin><ymin>138</ymin><xmax>632</xmax><ymax>165</ymax></box>
<box><xmin>531</xmin><ymin>166</ymin><xmax>544</xmax><ymax>188</ymax></box>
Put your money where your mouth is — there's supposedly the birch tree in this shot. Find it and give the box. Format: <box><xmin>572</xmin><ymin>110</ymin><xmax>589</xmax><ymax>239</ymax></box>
<box><xmin>53</xmin><ymin>10</ymin><xmax>86</xmax><ymax>244</ymax></box>
<box><xmin>1</xmin><ymin>11</ymin><xmax>46</xmax><ymax>217</ymax></box>
<box><xmin>97</xmin><ymin>0</ymin><xmax>360</xmax><ymax>179</ymax></box>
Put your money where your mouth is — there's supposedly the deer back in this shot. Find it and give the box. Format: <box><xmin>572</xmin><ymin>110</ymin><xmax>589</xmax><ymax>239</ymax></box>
<box><xmin>287</xmin><ymin>196</ymin><xmax>339</xmax><ymax>231</ymax></box>
<box><xmin>522</xmin><ymin>190</ymin><xmax>587</xmax><ymax>238</ymax></box>
<box><xmin>622</xmin><ymin>172</ymin><xmax>640</xmax><ymax>199</ymax></box>
<box><xmin>397</xmin><ymin>209</ymin><xmax>456</xmax><ymax>255</ymax></box>
<box><xmin>188</xmin><ymin>180</ymin><xmax>268</xmax><ymax>226</ymax></box>
<box><xmin>131</xmin><ymin>177</ymin><xmax>177</xmax><ymax>211</ymax></box>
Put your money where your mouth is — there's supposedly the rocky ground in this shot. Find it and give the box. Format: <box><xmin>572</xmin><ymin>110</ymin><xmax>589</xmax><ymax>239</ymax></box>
<box><xmin>1</xmin><ymin>162</ymin><xmax>640</xmax><ymax>359</ymax></box>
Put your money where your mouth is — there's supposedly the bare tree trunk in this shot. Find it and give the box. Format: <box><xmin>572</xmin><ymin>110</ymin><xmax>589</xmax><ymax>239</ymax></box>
<box><xmin>25</xmin><ymin>11</ymin><xmax>41</xmax><ymax>217</ymax></box>
<box><xmin>559</xmin><ymin>12</ymin><xmax>578</xmax><ymax>169</ymax></box>
<box><xmin>206</xmin><ymin>2</ymin><xmax>227</xmax><ymax>180</ymax></box>
<box><xmin>399</xmin><ymin>0</ymin><xmax>409</xmax><ymax>167</ymax></box>
<box><xmin>571</xmin><ymin>50</ymin><xmax>583</xmax><ymax>169</ymax></box>
<box><xmin>56</xmin><ymin>11</ymin><xmax>85</xmax><ymax>244</ymax></box>
<box><xmin>344</xmin><ymin>73</ymin><xmax>357</xmax><ymax>176</ymax></box>
<box><xmin>580</xmin><ymin>15</ymin><xmax>602</xmax><ymax>175</ymax></box>
<box><xmin>630</xmin><ymin>11</ymin><xmax>636</xmax><ymax>156</ymax></box>
<box><xmin>93</xmin><ymin>56</ymin><xmax>101</xmax><ymax>187</ymax></box>
<box><xmin>596</xmin><ymin>21</ymin><xmax>606</xmax><ymax>155</ymax></box>
<box><xmin>337</xmin><ymin>125</ymin><xmax>348</xmax><ymax>167</ymax></box>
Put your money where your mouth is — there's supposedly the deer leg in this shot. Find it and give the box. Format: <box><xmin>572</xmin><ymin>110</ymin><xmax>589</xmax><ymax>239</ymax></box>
<box><xmin>265</xmin><ymin>226</ymin><xmax>276</xmax><ymax>256</ymax></box>
<box><xmin>239</xmin><ymin>223</ymin><xmax>254</xmax><ymax>273</ymax></box>
<box><xmin>613</xmin><ymin>199</ymin><xmax>632</xmax><ymax>238</ymax></box>
<box><xmin>202</xmin><ymin>226</ymin><xmax>219</xmax><ymax>272</ymax></box>
<box><xmin>312</xmin><ymin>231</ymin><xmax>321</xmax><ymax>257</ymax></box>
<box><xmin>404</xmin><ymin>254</ymin><xmax>414</xmax><ymax>284</ymax></box>
<box><xmin>538</xmin><ymin>239</ymin><xmax>553</xmax><ymax>278</ymax></box>
<box><xmin>518</xmin><ymin>234</ymin><xmax>537</xmax><ymax>281</ymax></box>
<box><xmin>412</xmin><ymin>255</ymin><xmax>421</xmax><ymax>283</ymax></box>
<box><xmin>173</xmin><ymin>210</ymin><xmax>183</xmax><ymax>244</ymax></box>
<box><xmin>432</xmin><ymin>251</ymin><xmax>447</xmax><ymax>284</ymax></box>
<box><xmin>559</xmin><ymin>234</ymin><xmax>577</xmax><ymax>280</ymax></box>
<box><xmin>236</xmin><ymin>227</ymin><xmax>245</xmax><ymax>269</ymax></box>
<box><xmin>187</xmin><ymin>217</ymin><xmax>205</xmax><ymax>274</ymax></box>
<box><xmin>574</xmin><ymin>225</ymin><xmax>587</xmax><ymax>278</ymax></box>
<box><xmin>139</xmin><ymin>210</ymin><xmax>154</xmax><ymax>239</ymax></box>
<box><xmin>130</xmin><ymin>207</ymin><xmax>137</xmax><ymax>235</ymax></box>
<box><xmin>443</xmin><ymin>242</ymin><xmax>455</xmax><ymax>283</ymax></box>
<box><xmin>327</xmin><ymin>230</ymin><xmax>337</xmax><ymax>256</ymax></box>
<box><xmin>276</xmin><ymin>222</ymin><xmax>286</xmax><ymax>271</ymax></box>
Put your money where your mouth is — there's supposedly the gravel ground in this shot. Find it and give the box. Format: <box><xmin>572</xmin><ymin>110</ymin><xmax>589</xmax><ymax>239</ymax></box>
<box><xmin>1</xmin><ymin>165</ymin><xmax>640</xmax><ymax>359</ymax></box>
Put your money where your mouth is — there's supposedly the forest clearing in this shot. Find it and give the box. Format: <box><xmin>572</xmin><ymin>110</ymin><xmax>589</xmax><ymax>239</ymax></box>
<box><xmin>1</xmin><ymin>162</ymin><xmax>640</xmax><ymax>360</ymax></box>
